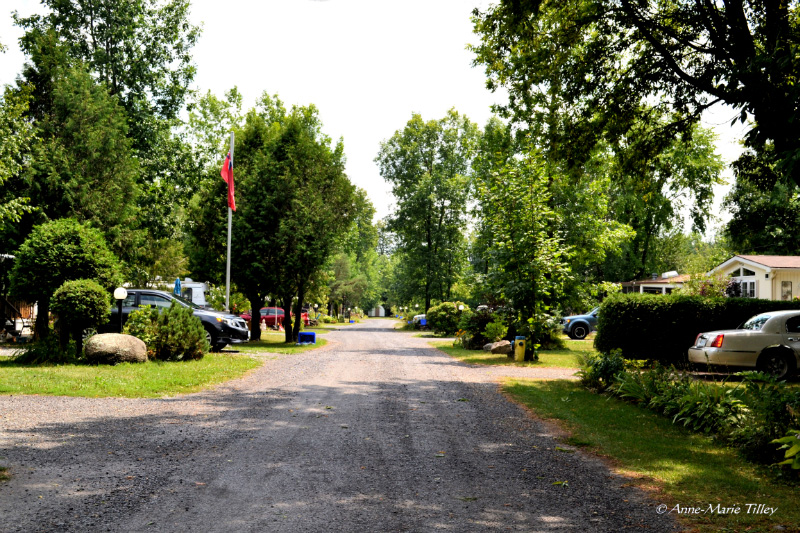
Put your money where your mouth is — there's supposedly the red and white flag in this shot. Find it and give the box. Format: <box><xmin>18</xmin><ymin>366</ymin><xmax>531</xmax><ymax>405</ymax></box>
<box><xmin>220</xmin><ymin>151</ymin><xmax>236</xmax><ymax>211</ymax></box>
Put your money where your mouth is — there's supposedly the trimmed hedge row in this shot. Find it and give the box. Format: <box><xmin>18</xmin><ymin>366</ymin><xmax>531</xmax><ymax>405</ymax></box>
<box><xmin>594</xmin><ymin>293</ymin><xmax>800</xmax><ymax>362</ymax></box>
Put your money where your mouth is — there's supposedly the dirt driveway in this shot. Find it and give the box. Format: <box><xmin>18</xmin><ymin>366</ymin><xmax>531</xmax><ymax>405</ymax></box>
<box><xmin>0</xmin><ymin>320</ymin><xmax>678</xmax><ymax>532</ymax></box>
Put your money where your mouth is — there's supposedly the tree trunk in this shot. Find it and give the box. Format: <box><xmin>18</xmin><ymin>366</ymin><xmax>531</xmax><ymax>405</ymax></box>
<box><xmin>293</xmin><ymin>282</ymin><xmax>306</xmax><ymax>343</ymax></box>
<box><xmin>247</xmin><ymin>293</ymin><xmax>265</xmax><ymax>342</ymax></box>
<box><xmin>282</xmin><ymin>295</ymin><xmax>293</xmax><ymax>343</ymax></box>
<box><xmin>35</xmin><ymin>301</ymin><xmax>50</xmax><ymax>340</ymax></box>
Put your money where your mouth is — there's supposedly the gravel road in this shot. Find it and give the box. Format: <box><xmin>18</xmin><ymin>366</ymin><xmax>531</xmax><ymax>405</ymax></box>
<box><xmin>0</xmin><ymin>320</ymin><xmax>678</xmax><ymax>532</ymax></box>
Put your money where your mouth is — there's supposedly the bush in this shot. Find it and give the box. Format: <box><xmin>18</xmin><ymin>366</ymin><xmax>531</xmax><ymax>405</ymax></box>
<box><xmin>426</xmin><ymin>301</ymin><xmax>469</xmax><ymax>335</ymax></box>
<box><xmin>577</xmin><ymin>349</ymin><xmax>626</xmax><ymax>390</ymax></box>
<box><xmin>458</xmin><ymin>308</ymin><xmax>494</xmax><ymax>349</ymax></box>
<box><xmin>514</xmin><ymin>313</ymin><xmax>565</xmax><ymax>351</ymax></box>
<box><xmin>51</xmin><ymin>279</ymin><xmax>110</xmax><ymax>354</ymax></box>
<box><xmin>607</xmin><ymin>365</ymin><xmax>800</xmax><ymax>465</ymax></box>
<box><xmin>483</xmin><ymin>316</ymin><xmax>507</xmax><ymax>342</ymax></box>
<box><xmin>123</xmin><ymin>306</ymin><xmax>160</xmax><ymax>358</ymax></box>
<box><xmin>12</xmin><ymin>334</ymin><xmax>77</xmax><ymax>365</ymax></box>
<box><xmin>730</xmin><ymin>372</ymin><xmax>800</xmax><ymax>464</ymax></box>
<box><xmin>595</xmin><ymin>293</ymin><xmax>800</xmax><ymax>362</ymax></box>
<box><xmin>123</xmin><ymin>303</ymin><xmax>208</xmax><ymax>360</ymax></box>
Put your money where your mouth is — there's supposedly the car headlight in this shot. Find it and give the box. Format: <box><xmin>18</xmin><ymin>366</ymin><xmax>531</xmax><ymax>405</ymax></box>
<box><xmin>563</xmin><ymin>319</ymin><xmax>571</xmax><ymax>324</ymax></box>
<box><xmin>215</xmin><ymin>317</ymin><xmax>235</xmax><ymax>327</ymax></box>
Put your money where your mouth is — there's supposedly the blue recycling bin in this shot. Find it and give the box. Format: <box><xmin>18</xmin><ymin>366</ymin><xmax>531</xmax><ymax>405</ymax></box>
<box><xmin>297</xmin><ymin>332</ymin><xmax>316</xmax><ymax>344</ymax></box>
<box><xmin>419</xmin><ymin>318</ymin><xmax>427</xmax><ymax>326</ymax></box>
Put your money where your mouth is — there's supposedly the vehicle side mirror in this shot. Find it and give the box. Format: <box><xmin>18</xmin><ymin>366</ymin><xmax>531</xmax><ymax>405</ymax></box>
<box><xmin>591</xmin><ymin>313</ymin><xmax>597</xmax><ymax>317</ymax></box>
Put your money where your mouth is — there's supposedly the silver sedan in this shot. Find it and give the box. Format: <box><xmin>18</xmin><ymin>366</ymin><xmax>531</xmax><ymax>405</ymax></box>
<box><xmin>688</xmin><ymin>310</ymin><xmax>800</xmax><ymax>380</ymax></box>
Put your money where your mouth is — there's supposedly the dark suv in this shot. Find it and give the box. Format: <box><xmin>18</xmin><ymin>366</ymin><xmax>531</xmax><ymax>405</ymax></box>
<box><xmin>100</xmin><ymin>289</ymin><xmax>249</xmax><ymax>351</ymax></box>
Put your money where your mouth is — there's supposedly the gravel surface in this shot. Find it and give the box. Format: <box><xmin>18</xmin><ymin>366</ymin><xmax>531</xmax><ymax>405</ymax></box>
<box><xmin>0</xmin><ymin>320</ymin><xmax>679</xmax><ymax>532</ymax></box>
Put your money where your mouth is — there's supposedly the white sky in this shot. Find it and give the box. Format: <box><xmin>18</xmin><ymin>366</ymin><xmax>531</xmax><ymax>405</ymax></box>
<box><xmin>1</xmin><ymin>0</ymin><xmax>743</xmax><ymax>228</ymax></box>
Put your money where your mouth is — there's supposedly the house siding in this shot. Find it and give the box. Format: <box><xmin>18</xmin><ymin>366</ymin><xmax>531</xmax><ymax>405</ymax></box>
<box><xmin>773</xmin><ymin>271</ymin><xmax>800</xmax><ymax>301</ymax></box>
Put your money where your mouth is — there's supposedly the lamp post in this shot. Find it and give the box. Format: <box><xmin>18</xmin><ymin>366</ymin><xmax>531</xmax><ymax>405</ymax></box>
<box><xmin>113</xmin><ymin>287</ymin><xmax>127</xmax><ymax>333</ymax></box>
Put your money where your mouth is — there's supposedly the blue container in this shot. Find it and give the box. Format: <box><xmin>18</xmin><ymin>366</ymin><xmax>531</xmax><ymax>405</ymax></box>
<box><xmin>297</xmin><ymin>332</ymin><xmax>316</xmax><ymax>344</ymax></box>
<box><xmin>420</xmin><ymin>318</ymin><xmax>427</xmax><ymax>326</ymax></box>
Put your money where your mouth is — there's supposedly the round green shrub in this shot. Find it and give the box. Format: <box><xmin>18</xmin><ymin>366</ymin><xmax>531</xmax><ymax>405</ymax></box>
<box><xmin>426</xmin><ymin>301</ymin><xmax>469</xmax><ymax>335</ymax></box>
<box><xmin>51</xmin><ymin>279</ymin><xmax>111</xmax><ymax>354</ymax></box>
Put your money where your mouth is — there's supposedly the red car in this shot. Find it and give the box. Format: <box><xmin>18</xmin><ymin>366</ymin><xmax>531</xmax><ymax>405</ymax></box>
<box><xmin>240</xmin><ymin>307</ymin><xmax>310</xmax><ymax>327</ymax></box>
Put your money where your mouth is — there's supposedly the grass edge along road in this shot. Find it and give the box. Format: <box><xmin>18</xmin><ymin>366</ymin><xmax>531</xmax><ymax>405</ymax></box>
<box><xmin>429</xmin><ymin>338</ymin><xmax>587</xmax><ymax>368</ymax></box>
<box><xmin>0</xmin><ymin>336</ymin><xmax>327</xmax><ymax>398</ymax></box>
<box><xmin>502</xmin><ymin>378</ymin><xmax>800</xmax><ymax>533</ymax></box>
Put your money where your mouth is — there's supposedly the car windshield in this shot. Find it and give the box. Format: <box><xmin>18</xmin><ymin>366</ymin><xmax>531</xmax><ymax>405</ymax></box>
<box><xmin>170</xmin><ymin>293</ymin><xmax>202</xmax><ymax>309</ymax></box>
<box><xmin>741</xmin><ymin>314</ymin><xmax>770</xmax><ymax>331</ymax></box>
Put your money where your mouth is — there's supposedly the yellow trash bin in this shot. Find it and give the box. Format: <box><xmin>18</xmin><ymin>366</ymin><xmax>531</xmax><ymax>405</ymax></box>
<box><xmin>514</xmin><ymin>336</ymin><xmax>526</xmax><ymax>362</ymax></box>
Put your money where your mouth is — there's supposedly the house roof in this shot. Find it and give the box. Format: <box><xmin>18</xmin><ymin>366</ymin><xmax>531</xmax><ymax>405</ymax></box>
<box><xmin>621</xmin><ymin>274</ymin><xmax>691</xmax><ymax>285</ymax></box>
<box><xmin>736</xmin><ymin>255</ymin><xmax>800</xmax><ymax>269</ymax></box>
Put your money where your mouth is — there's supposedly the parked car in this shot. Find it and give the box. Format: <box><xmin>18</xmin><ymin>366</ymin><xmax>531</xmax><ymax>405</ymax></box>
<box><xmin>99</xmin><ymin>289</ymin><xmax>249</xmax><ymax>352</ymax></box>
<box><xmin>688</xmin><ymin>310</ymin><xmax>800</xmax><ymax>380</ymax></box>
<box><xmin>240</xmin><ymin>307</ymin><xmax>310</xmax><ymax>327</ymax></box>
<box><xmin>561</xmin><ymin>307</ymin><xmax>599</xmax><ymax>340</ymax></box>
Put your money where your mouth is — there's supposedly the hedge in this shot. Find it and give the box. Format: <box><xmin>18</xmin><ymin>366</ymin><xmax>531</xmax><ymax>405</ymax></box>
<box><xmin>594</xmin><ymin>293</ymin><xmax>800</xmax><ymax>362</ymax></box>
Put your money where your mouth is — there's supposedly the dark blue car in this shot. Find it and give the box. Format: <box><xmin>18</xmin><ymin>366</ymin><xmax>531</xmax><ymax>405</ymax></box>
<box><xmin>561</xmin><ymin>307</ymin><xmax>599</xmax><ymax>340</ymax></box>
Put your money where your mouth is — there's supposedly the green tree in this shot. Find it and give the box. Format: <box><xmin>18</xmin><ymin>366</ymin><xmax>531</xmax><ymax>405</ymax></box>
<box><xmin>0</xmin><ymin>83</ymin><xmax>35</xmax><ymax>228</ymax></box>
<box><xmin>9</xmin><ymin>219</ymin><xmax>121</xmax><ymax>339</ymax></box>
<box><xmin>15</xmin><ymin>0</ymin><xmax>200</xmax><ymax>153</ymax></box>
<box><xmin>15</xmin><ymin>1</ymin><xmax>202</xmax><ymax>283</ymax></box>
<box><xmin>24</xmin><ymin>63</ymin><xmax>139</xmax><ymax>249</ymax></box>
<box><xmin>376</xmin><ymin>110</ymin><xmax>479</xmax><ymax>311</ymax></box>
<box><xmin>471</xmin><ymin>0</ymin><xmax>800</xmax><ymax>187</ymax></box>
<box><xmin>473</xmin><ymin>153</ymin><xmax>571</xmax><ymax>341</ymax></box>
<box><xmin>189</xmin><ymin>94</ymin><xmax>356</xmax><ymax>342</ymax></box>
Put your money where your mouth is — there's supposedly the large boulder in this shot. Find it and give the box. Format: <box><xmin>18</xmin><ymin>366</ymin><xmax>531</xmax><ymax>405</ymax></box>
<box><xmin>490</xmin><ymin>340</ymin><xmax>512</xmax><ymax>355</ymax></box>
<box><xmin>85</xmin><ymin>333</ymin><xmax>147</xmax><ymax>365</ymax></box>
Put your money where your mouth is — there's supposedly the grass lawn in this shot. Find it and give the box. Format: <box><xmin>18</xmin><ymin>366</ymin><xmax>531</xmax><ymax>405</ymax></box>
<box><xmin>503</xmin><ymin>378</ymin><xmax>800</xmax><ymax>532</ymax></box>
<box><xmin>232</xmin><ymin>332</ymin><xmax>328</xmax><ymax>355</ymax></box>
<box><xmin>0</xmin><ymin>353</ymin><xmax>262</xmax><ymax>398</ymax></box>
<box><xmin>429</xmin><ymin>337</ymin><xmax>593</xmax><ymax>368</ymax></box>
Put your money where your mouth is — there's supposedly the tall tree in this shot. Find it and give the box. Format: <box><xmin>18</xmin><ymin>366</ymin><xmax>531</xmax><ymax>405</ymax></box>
<box><xmin>376</xmin><ymin>110</ymin><xmax>479</xmax><ymax>311</ymax></box>
<box><xmin>0</xmin><ymin>83</ymin><xmax>35</xmax><ymax>229</ymax></box>
<box><xmin>15</xmin><ymin>0</ymin><xmax>201</xmax><ymax>283</ymax></box>
<box><xmin>473</xmin><ymin>152</ymin><xmax>571</xmax><ymax>342</ymax></box>
<box><xmin>23</xmin><ymin>63</ymin><xmax>139</xmax><ymax>248</ymax></box>
<box><xmin>15</xmin><ymin>0</ymin><xmax>200</xmax><ymax>154</ymax></box>
<box><xmin>188</xmin><ymin>94</ymin><xmax>356</xmax><ymax>342</ymax></box>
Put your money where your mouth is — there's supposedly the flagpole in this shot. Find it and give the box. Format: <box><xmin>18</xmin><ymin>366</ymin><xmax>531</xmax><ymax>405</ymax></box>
<box><xmin>225</xmin><ymin>132</ymin><xmax>234</xmax><ymax>313</ymax></box>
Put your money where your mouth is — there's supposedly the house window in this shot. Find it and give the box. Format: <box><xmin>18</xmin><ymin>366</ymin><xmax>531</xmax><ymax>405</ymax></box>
<box><xmin>741</xmin><ymin>280</ymin><xmax>756</xmax><ymax>298</ymax></box>
<box><xmin>782</xmin><ymin>281</ymin><xmax>793</xmax><ymax>301</ymax></box>
<box><xmin>743</xmin><ymin>267</ymin><xmax>756</xmax><ymax>276</ymax></box>
<box><xmin>730</xmin><ymin>268</ymin><xmax>741</xmax><ymax>277</ymax></box>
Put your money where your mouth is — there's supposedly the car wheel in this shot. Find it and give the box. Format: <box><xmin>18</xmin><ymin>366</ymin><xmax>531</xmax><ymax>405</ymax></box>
<box><xmin>758</xmin><ymin>350</ymin><xmax>794</xmax><ymax>380</ymax></box>
<box><xmin>204</xmin><ymin>328</ymin><xmax>217</xmax><ymax>351</ymax></box>
<box><xmin>570</xmin><ymin>324</ymin><xmax>588</xmax><ymax>340</ymax></box>
<box><xmin>214</xmin><ymin>343</ymin><xmax>227</xmax><ymax>352</ymax></box>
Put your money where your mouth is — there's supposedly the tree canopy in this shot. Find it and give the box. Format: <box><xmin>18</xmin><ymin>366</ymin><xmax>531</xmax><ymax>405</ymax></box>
<box><xmin>471</xmin><ymin>0</ymin><xmax>800</xmax><ymax>185</ymax></box>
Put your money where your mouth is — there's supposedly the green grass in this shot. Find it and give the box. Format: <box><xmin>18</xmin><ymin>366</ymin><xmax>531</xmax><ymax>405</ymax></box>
<box><xmin>503</xmin><ymin>379</ymin><xmax>800</xmax><ymax>532</ymax></box>
<box><xmin>0</xmin><ymin>353</ymin><xmax>262</xmax><ymax>398</ymax></box>
<box><xmin>232</xmin><ymin>333</ymin><xmax>328</xmax><ymax>355</ymax></box>
<box><xmin>0</xmin><ymin>466</ymin><xmax>8</xmax><ymax>482</ymax></box>
<box><xmin>429</xmin><ymin>337</ymin><xmax>593</xmax><ymax>368</ymax></box>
